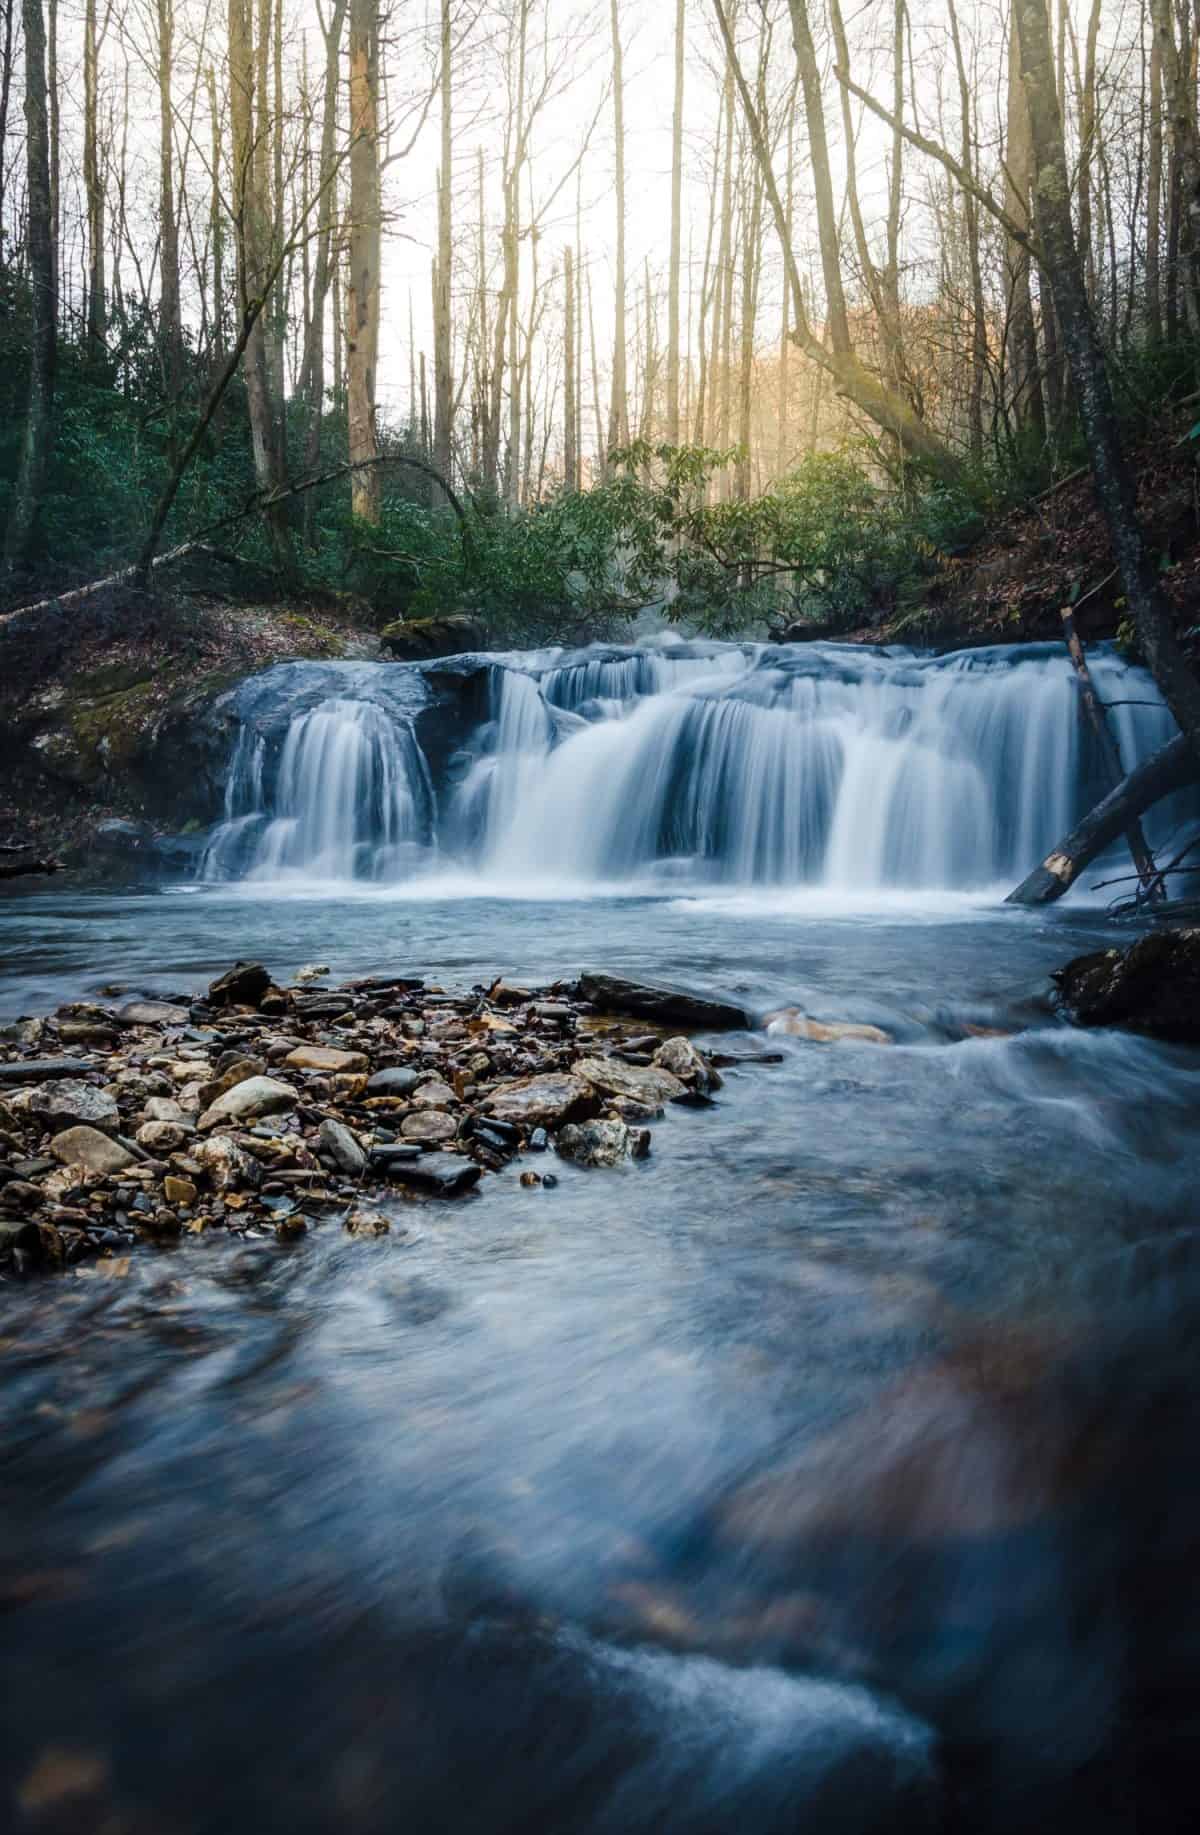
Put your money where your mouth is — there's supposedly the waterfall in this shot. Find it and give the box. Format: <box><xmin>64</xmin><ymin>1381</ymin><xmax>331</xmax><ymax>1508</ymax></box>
<box><xmin>200</xmin><ymin>639</ymin><xmax>1191</xmax><ymax>898</ymax></box>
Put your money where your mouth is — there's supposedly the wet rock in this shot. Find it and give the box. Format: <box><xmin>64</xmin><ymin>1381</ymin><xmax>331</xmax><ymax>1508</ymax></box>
<box><xmin>763</xmin><ymin>1010</ymin><xmax>893</xmax><ymax>1045</ymax></box>
<box><xmin>317</xmin><ymin>1118</ymin><xmax>367</xmax><ymax>1177</ymax></box>
<box><xmin>368</xmin><ymin>1143</ymin><xmax>423</xmax><ymax>1169</ymax></box>
<box><xmin>380</xmin><ymin>612</ymin><xmax>489</xmax><ymax>659</ymax></box>
<box><xmin>653</xmin><ymin>1036</ymin><xmax>724</xmax><ymax>1093</ymax></box>
<box><xmin>557</xmin><ymin>1120</ymin><xmax>651</xmax><ymax>1168</ymax></box>
<box><xmin>192</xmin><ymin>1134</ymin><xmax>260</xmax><ymax>1193</ymax></box>
<box><xmin>1</xmin><ymin>1181</ymin><xmax>44</xmax><ymax>1211</ymax></box>
<box><xmin>1053</xmin><ymin>929</ymin><xmax>1200</xmax><ymax>1044</ymax></box>
<box><xmin>377</xmin><ymin>1152</ymin><xmax>482</xmax><ymax>1198</ymax></box>
<box><xmin>574</xmin><ymin>1056</ymin><xmax>686</xmax><ymax>1108</ymax></box>
<box><xmin>163</xmin><ymin>1175</ymin><xmax>198</xmax><ymax>1207</ymax></box>
<box><xmin>481</xmin><ymin>1072</ymin><xmax>595</xmax><ymax>1130</ymax></box>
<box><xmin>29</xmin><ymin>1080</ymin><xmax>121</xmax><ymax>1136</ymax></box>
<box><xmin>294</xmin><ymin>963</ymin><xmax>330</xmax><ymax>985</ymax></box>
<box><xmin>345</xmin><ymin>1209</ymin><xmax>391</xmax><ymax>1237</ymax></box>
<box><xmin>411</xmin><ymin>1079</ymin><xmax>455</xmax><ymax>1110</ymax></box>
<box><xmin>489</xmin><ymin>978</ymin><xmax>537</xmax><ymax>1007</ymax></box>
<box><xmin>528</xmin><ymin>1127</ymin><xmax>549</xmax><ymax>1153</ymax></box>
<box><xmin>143</xmin><ymin>1096</ymin><xmax>186</xmax><ymax>1123</ymax></box>
<box><xmin>207</xmin><ymin>962</ymin><xmax>272</xmax><ymax>1008</ymax></box>
<box><xmin>520</xmin><ymin>1171</ymin><xmax>542</xmax><ymax>1189</ymax></box>
<box><xmin>576</xmin><ymin>971</ymin><xmax>751</xmax><ymax>1030</ymax></box>
<box><xmin>0</xmin><ymin>1058</ymin><xmax>96</xmax><ymax>1085</ymax></box>
<box><xmin>196</xmin><ymin>1057</ymin><xmax>266</xmax><ymax>1108</ymax></box>
<box><xmin>118</xmin><ymin>999</ymin><xmax>189</xmax><ymax>1027</ymax></box>
<box><xmin>0</xmin><ymin>1216</ymin><xmax>43</xmax><ymax>1262</ymax></box>
<box><xmin>198</xmin><ymin>1075</ymin><xmax>299</xmax><ymax>1130</ymax></box>
<box><xmin>366</xmin><ymin>1066</ymin><xmax>421</xmax><ymax>1098</ymax></box>
<box><xmin>285</xmin><ymin>1045</ymin><xmax>369</xmax><ymax>1075</ymax></box>
<box><xmin>49</xmin><ymin>1127</ymin><xmax>136</xmax><ymax>1176</ymax></box>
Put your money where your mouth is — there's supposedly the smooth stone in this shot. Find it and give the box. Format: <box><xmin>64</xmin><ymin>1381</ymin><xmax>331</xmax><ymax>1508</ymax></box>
<box><xmin>317</xmin><ymin>1118</ymin><xmax>367</xmax><ymax>1177</ymax></box>
<box><xmin>481</xmin><ymin>1073</ymin><xmax>594</xmax><ymax>1129</ymax></box>
<box><xmin>366</xmin><ymin>1067</ymin><xmax>421</xmax><ymax>1097</ymax></box>
<box><xmin>198</xmin><ymin>1076</ymin><xmax>298</xmax><ymax>1130</ymax></box>
<box><xmin>163</xmin><ymin>1176</ymin><xmax>198</xmax><ymax>1206</ymax></box>
<box><xmin>573</xmin><ymin>1056</ymin><xmax>686</xmax><ymax>1108</ymax></box>
<box><xmin>29</xmin><ymin>1080</ymin><xmax>121</xmax><ymax>1136</ymax></box>
<box><xmin>345</xmin><ymin>1209</ymin><xmax>391</xmax><ymax>1237</ymax></box>
<box><xmin>0</xmin><ymin>1217</ymin><xmax>42</xmax><ymax>1257</ymax></box>
<box><xmin>49</xmin><ymin>1127</ymin><xmax>136</xmax><ymax>1176</ymax></box>
<box><xmin>118</xmin><ymin>1000</ymin><xmax>190</xmax><ymax>1027</ymax></box>
<box><xmin>576</xmin><ymin>971</ymin><xmax>751</xmax><ymax>1031</ymax></box>
<box><xmin>368</xmin><ymin>1143</ymin><xmax>423</xmax><ymax>1166</ymax></box>
<box><xmin>411</xmin><ymin>1080</ymin><xmax>455</xmax><ymax>1111</ymax></box>
<box><xmin>143</xmin><ymin>1096</ymin><xmax>186</xmax><ymax>1122</ymax></box>
<box><xmin>285</xmin><ymin>1046</ymin><xmax>369</xmax><ymax>1075</ymax></box>
<box><xmin>135</xmin><ymin>1120</ymin><xmax>190</xmax><ymax>1152</ymax></box>
<box><xmin>557</xmin><ymin>1120</ymin><xmax>650</xmax><ymax>1168</ymax></box>
<box><xmin>191</xmin><ymin>1135</ymin><xmax>261</xmax><ymax>1193</ymax></box>
<box><xmin>0</xmin><ymin>1058</ymin><xmax>95</xmax><ymax>1085</ymax></box>
<box><xmin>488</xmin><ymin>979</ymin><xmax>537</xmax><ymax>1007</ymax></box>
<box><xmin>377</xmin><ymin>1153</ymin><xmax>482</xmax><ymax>1198</ymax></box>
<box><xmin>197</xmin><ymin>1057</ymin><xmax>266</xmax><ymax>1107</ymax></box>
<box><xmin>400</xmin><ymin>1111</ymin><xmax>459</xmax><ymax>1145</ymax></box>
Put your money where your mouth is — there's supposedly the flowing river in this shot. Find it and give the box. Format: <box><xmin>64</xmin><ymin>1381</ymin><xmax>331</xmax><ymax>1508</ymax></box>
<box><xmin>2</xmin><ymin>637</ymin><xmax>1198</xmax><ymax>1833</ymax></box>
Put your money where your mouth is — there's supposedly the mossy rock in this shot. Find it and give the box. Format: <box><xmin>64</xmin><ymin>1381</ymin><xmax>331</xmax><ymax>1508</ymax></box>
<box><xmin>380</xmin><ymin>613</ymin><xmax>489</xmax><ymax>660</ymax></box>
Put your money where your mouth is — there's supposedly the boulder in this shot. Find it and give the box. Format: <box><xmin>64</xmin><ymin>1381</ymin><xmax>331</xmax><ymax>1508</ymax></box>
<box><xmin>576</xmin><ymin>972</ymin><xmax>750</xmax><ymax>1030</ymax></box>
<box><xmin>49</xmin><ymin>1127</ymin><xmax>136</xmax><ymax>1176</ymax></box>
<box><xmin>192</xmin><ymin>1134</ymin><xmax>260</xmax><ymax>1193</ymax></box>
<box><xmin>317</xmin><ymin>1118</ymin><xmax>367</xmax><ymax>1177</ymax></box>
<box><xmin>198</xmin><ymin>1075</ymin><xmax>298</xmax><ymax>1130</ymax></box>
<box><xmin>1053</xmin><ymin>930</ymin><xmax>1200</xmax><ymax>1044</ymax></box>
<box><xmin>653</xmin><ymin>1036</ymin><xmax>724</xmax><ymax>1093</ymax></box>
<box><xmin>480</xmin><ymin>1072</ymin><xmax>595</xmax><ymax>1130</ymax></box>
<box><xmin>573</xmin><ymin>1056</ymin><xmax>686</xmax><ymax>1108</ymax></box>
<box><xmin>29</xmin><ymin>1080</ymin><xmax>121</xmax><ymax>1136</ymax></box>
<box><xmin>379</xmin><ymin>613</ymin><xmax>489</xmax><ymax>660</ymax></box>
<box><xmin>285</xmin><ymin>1045</ymin><xmax>369</xmax><ymax>1075</ymax></box>
<box><xmin>206</xmin><ymin>962</ymin><xmax>272</xmax><ymax>1008</ymax></box>
<box><xmin>557</xmin><ymin>1120</ymin><xmax>651</xmax><ymax>1168</ymax></box>
<box><xmin>366</xmin><ymin>1066</ymin><xmax>421</xmax><ymax>1098</ymax></box>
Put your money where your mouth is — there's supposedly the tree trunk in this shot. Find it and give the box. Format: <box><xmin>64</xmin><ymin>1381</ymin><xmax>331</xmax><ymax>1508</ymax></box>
<box><xmin>607</xmin><ymin>0</ymin><xmax>629</xmax><ymax>457</ymax></box>
<box><xmin>346</xmin><ymin>0</ymin><xmax>381</xmax><ymax>522</ymax></box>
<box><xmin>563</xmin><ymin>245</ymin><xmax>578</xmax><ymax>490</ymax></box>
<box><xmin>158</xmin><ymin>0</ymin><xmax>184</xmax><ymax>411</ymax></box>
<box><xmin>1003</xmin><ymin>7</ymin><xmax>1045</xmax><ymax>441</ymax></box>
<box><xmin>433</xmin><ymin>0</ymin><xmax>454</xmax><ymax>495</ymax></box>
<box><xmin>3</xmin><ymin>0</ymin><xmax>56</xmax><ymax>574</ymax></box>
<box><xmin>947</xmin><ymin>0</ymin><xmax>985</xmax><ymax>463</ymax></box>
<box><xmin>666</xmin><ymin>0</ymin><xmax>685</xmax><ymax>446</ymax></box>
<box><xmin>1006</xmin><ymin>734</ymin><xmax>1198</xmax><ymax>905</ymax></box>
<box><xmin>1013</xmin><ymin>0</ymin><xmax>1200</xmax><ymax>761</ymax></box>
<box><xmin>1147</xmin><ymin>22</ymin><xmax>1163</xmax><ymax>342</ymax></box>
<box><xmin>1061</xmin><ymin>605</ymin><xmax>1162</xmax><ymax>898</ymax></box>
<box><xmin>83</xmin><ymin>0</ymin><xmax>106</xmax><ymax>369</ymax></box>
<box><xmin>300</xmin><ymin>0</ymin><xmax>345</xmax><ymax>542</ymax></box>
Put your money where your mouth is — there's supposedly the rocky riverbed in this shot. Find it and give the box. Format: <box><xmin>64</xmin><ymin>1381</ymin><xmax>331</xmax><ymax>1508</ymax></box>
<box><xmin>0</xmin><ymin>962</ymin><xmax>772</xmax><ymax>1280</ymax></box>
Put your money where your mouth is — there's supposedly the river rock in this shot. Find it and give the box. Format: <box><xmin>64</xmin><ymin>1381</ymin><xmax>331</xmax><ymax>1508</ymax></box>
<box><xmin>481</xmin><ymin>1072</ymin><xmax>595</xmax><ymax>1130</ymax></box>
<box><xmin>49</xmin><ymin>1127</ymin><xmax>136</xmax><ymax>1176</ymax></box>
<box><xmin>285</xmin><ymin>1045</ymin><xmax>369</xmax><ymax>1075</ymax></box>
<box><xmin>0</xmin><ymin>1058</ymin><xmax>96</xmax><ymax>1085</ymax></box>
<box><xmin>653</xmin><ymin>1036</ymin><xmax>724</xmax><ymax>1093</ymax></box>
<box><xmin>163</xmin><ymin>1176</ymin><xmax>198</xmax><ymax>1207</ymax></box>
<box><xmin>207</xmin><ymin>962</ymin><xmax>272</xmax><ymax>1008</ymax></box>
<box><xmin>192</xmin><ymin>1134</ymin><xmax>260</xmax><ymax>1193</ymax></box>
<box><xmin>411</xmin><ymin>1079</ymin><xmax>455</xmax><ymax>1110</ymax></box>
<box><xmin>576</xmin><ymin>972</ymin><xmax>751</xmax><ymax>1030</ymax></box>
<box><xmin>118</xmin><ymin>1000</ymin><xmax>190</xmax><ymax>1027</ymax></box>
<box><xmin>557</xmin><ymin>1120</ymin><xmax>651</xmax><ymax>1168</ymax></box>
<box><xmin>143</xmin><ymin>1096</ymin><xmax>186</xmax><ymax>1123</ymax></box>
<box><xmin>573</xmin><ymin>1056</ymin><xmax>686</xmax><ymax>1108</ymax></box>
<box><xmin>196</xmin><ymin>1057</ymin><xmax>265</xmax><ymax>1107</ymax></box>
<box><xmin>376</xmin><ymin>1152</ymin><xmax>482</xmax><ymax>1197</ymax></box>
<box><xmin>763</xmin><ymin>1010</ymin><xmax>893</xmax><ymax>1045</ymax></box>
<box><xmin>1053</xmin><ymin>930</ymin><xmax>1200</xmax><ymax>1043</ymax></box>
<box><xmin>366</xmin><ymin>1066</ymin><xmax>421</xmax><ymax>1098</ymax></box>
<box><xmin>401</xmin><ymin>1111</ymin><xmax>459</xmax><ymax>1145</ymax></box>
<box><xmin>29</xmin><ymin>1080</ymin><xmax>121</xmax><ymax>1136</ymax></box>
<box><xmin>198</xmin><ymin>1076</ymin><xmax>298</xmax><ymax>1130</ymax></box>
<box><xmin>318</xmin><ymin>1118</ymin><xmax>367</xmax><ymax>1176</ymax></box>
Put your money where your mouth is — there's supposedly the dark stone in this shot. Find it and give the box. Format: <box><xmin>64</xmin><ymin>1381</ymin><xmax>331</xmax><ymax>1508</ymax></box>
<box><xmin>1053</xmin><ymin>929</ymin><xmax>1200</xmax><ymax>1044</ymax></box>
<box><xmin>528</xmin><ymin>1128</ymin><xmax>549</xmax><ymax>1153</ymax></box>
<box><xmin>207</xmin><ymin>962</ymin><xmax>272</xmax><ymax>1009</ymax></box>
<box><xmin>576</xmin><ymin>972</ymin><xmax>751</xmax><ymax>1031</ymax></box>
<box><xmin>366</xmin><ymin>1066</ymin><xmax>422</xmax><ymax>1097</ymax></box>
<box><xmin>0</xmin><ymin>1217</ymin><xmax>42</xmax><ymax>1258</ymax></box>
<box><xmin>368</xmin><ymin>1143</ymin><xmax>424</xmax><ymax>1167</ymax></box>
<box><xmin>380</xmin><ymin>613</ymin><xmax>490</xmax><ymax>659</ymax></box>
<box><xmin>0</xmin><ymin>1058</ymin><xmax>97</xmax><ymax>1084</ymax></box>
<box><xmin>541</xmin><ymin>1173</ymin><xmax>559</xmax><ymax>1189</ymax></box>
<box><xmin>377</xmin><ymin>1153</ymin><xmax>482</xmax><ymax>1198</ymax></box>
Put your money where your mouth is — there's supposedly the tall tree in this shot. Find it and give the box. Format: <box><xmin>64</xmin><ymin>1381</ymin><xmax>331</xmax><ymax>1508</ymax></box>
<box><xmin>4</xmin><ymin>0</ymin><xmax>56</xmax><ymax>573</ymax></box>
<box><xmin>665</xmin><ymin>0</ymin><xmax>685</xmax><ymax>446</ymax></box>
<box><xmin>563</xmin><ymin>244</ymin><xmax>578</xmax><ymax>490</ymax></box>
<box><xmin>157</xmin><ymin>0</ymin><xmax>184</xmax><ymax>411</ymax></box>
<box><xmin>607</xmin><ymin>0</ymin><xmax>629</xmax><ymax>457</ymax></box>
<box><xmin>346</xmin><ymin>0</ymin><xmax>382</xmax><ymax>522</ymax></box>
<box><xmin>83</xmin><ymin>0</ymin><xmax>108</xmax><ymax>370</ymax></box>
<box><xmin>1002</xmin><ymin>6</ymin><xmax>1045</xmax><ymax>439</ymax></box>
<box><xmin>433</xmin><ymin>0</ymin><xmax>454</xmax><ymax>492</ymax></box>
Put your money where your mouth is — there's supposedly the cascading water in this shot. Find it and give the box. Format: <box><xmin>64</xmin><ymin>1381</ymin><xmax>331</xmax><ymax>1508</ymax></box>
<box><xmin>199</xmin><ymin>638</ymin><xmax>1191</xmax><ymax>897</ymax></box>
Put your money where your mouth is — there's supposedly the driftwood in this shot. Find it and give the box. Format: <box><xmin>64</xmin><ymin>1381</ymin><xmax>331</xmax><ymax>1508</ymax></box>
<box><xmin>1060</xmin><ymin>605</ymin><xmax>1163</xmax><ymax>901</ymax></box>
<box><xmin>1007</xmin><ymin>733</ymin><xmax>1199</xmax><ymax>905</ymax></box>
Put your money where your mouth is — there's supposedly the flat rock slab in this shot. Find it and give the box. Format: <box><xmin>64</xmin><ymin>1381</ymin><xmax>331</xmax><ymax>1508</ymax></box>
<box><xmin>573</xmin><ymin>1056</ymin><xmax>686</xmax><ymax>1108</ymax></box>
<box><xmin>29</xmin><ymin>1080</ymin><xmax>121</xmax><ymax>1136</ymax></box>
<box><xmin>366</xmin><ymin>1067</ymin><xmax>421</xmax><ymax>1097</ymax></box>
<box><xmin>378</xmin><ymin>1153</ymin><xmax>482</xmax><ymax>1198</ymax></box>
<box><xmin>577</xmin><ymin>972</ymin><xmax>751</xmax><ymax>1031</ymax></box>
<box><xmin>285</xmin><ymin>1046</ymin><xmax>369</xmax><ymax>1074</ymax></box>
<box><xmin>50</xmin><ymin>1126</ymin><xmax>137</xmax><ymax>1176</ymax></box>
<box><xmin>481</xmin><ymin>1072</ymin><xmax>595</xmax><ymax>1129</ymax></box>
<box><xmin>0</xmin><ymin>1059</ymin><xmax>96</xmax><ymax>1085</ymax></box>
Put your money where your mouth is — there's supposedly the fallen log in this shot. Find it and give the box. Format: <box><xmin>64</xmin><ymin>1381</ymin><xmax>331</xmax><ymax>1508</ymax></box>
<box><xmin>1061</xmin><ymin>605</ymin><xmax>1162</xmax><ymax>902</ymax></box>
<box><xmin>1007</xmin><ymin>733</ymin><xmax>1199</xmax><ymax>906</ymax></box>
<box><xmin>0</xmin><ymin>857</ymin><xmax>60</xmax><ymax>880</ymax></box>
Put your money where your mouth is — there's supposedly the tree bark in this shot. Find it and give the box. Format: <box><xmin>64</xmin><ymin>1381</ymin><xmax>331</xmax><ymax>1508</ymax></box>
<box><xmin>607</xmin><ymin>0</ymin><xmax>629</xmax><ymax>457</ymax></box>
<box><xmin>1003</xmin><ymin>7</ymin><xmax>1045</xmax><ymax>440</ymax></box>
<box><xmin>3</xmin><ymin>0</ymin><xmax>56</xmax><ymax>575</ymax></box>
<box><xmin>666</xmin><ymin>0</ymin><xmax>685</xmax><ymax>446</ymax></box>
<box><xmin>83</xmin><ymin>0</ymin><xmax>106</xmax><ymax>369</ymax></box>
<box><xmin>157</xmin><ymin>0</ymin><xmax>184</xmax><ymax>412</ymax></box>
<box><xmin>433</xmin><ymin>0</ymin><xmax>454</xmax><ymax>495</ymax></box>
<box><xmin>1006</xmin><ymin>734</ymin><xmax>1198</xmax><ymax>905</ymax></box>
<box><xmin>563</xmin><ymin>245</ymin><xmax>578</xmax><ymax>490</ymax></box>
<box><xmin>346</xmin><ymin>0</ymin><xmax>382</xmax><ymax>522</ymax></box>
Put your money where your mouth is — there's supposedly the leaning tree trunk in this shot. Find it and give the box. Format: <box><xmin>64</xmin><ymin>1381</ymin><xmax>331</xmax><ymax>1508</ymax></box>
<box><xmin>1007</xmin><ymin>734</ymin><xmax>1199</xmax><ymax>905</ymax></box>
<box><xmin>3</xmin><ymin>0</ymin><xmax>56</xmax><ymax>575</ymax></box>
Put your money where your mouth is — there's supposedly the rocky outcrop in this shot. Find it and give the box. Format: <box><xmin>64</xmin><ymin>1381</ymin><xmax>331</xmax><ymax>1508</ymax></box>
<box><xmin>1053</xmin><ymin>929</ymin><xmax>1200</xmax><ymax>1044</ymax></box>
<box><xmin>381</xmin><ymin>614</ymin><xmax>489</xmax><ymax>659</ymax></box>
<box><xmin>575</xmin><ymin>972</ymin><xmax>751</xmax><ymax>1031</ymax></box>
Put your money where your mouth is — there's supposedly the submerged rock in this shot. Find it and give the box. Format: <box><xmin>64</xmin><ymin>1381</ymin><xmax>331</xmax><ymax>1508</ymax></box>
<box><xmin>576</xmin><ymin>971</ymin><xmax>751</xmax><ymax>1031</ymax></box>
<box><xmin>653</xmin><ymin>1036</ymin><xmax>724</xmax><ymax>1094</ymax></box>
<box><xmin>118</xmin><ymin>1000</ymin><xmax>190</xmax><ymax>1027</ymax></box>
<box><xmin>1053</xmin><ymin>929</ymin><xmax>1200</xmax><ymax>1044</ymax></box>
<box><xmin>557</xmin><ymin>1120</ymin><xmax>651</xmax><ymax>1168</ymax></box>
<box><xmin>763</xmin><ymin>1010</ymin><xmax>893</xmax><ymax>1045</ymax></box>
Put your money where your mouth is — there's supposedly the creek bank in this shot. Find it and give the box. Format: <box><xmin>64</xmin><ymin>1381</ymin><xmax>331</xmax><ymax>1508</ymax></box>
<box><xmin>0</xmin><ymin>965</ymin><xmax>748</xmax><ymax>1282</ymax></box>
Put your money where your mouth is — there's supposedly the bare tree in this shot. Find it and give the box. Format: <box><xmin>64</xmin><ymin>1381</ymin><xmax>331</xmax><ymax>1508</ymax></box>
<box><xmin>4</xmin><ymin>0</ymin><xmax>56</xmax><ymax>574</ymax></box>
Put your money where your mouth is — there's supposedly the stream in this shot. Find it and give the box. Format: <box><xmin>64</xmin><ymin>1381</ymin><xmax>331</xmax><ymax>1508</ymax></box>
<box><xmin>2</xmin><ymin>638</ymin><xmax>1199</xmax><ymax>1831</ymax></box>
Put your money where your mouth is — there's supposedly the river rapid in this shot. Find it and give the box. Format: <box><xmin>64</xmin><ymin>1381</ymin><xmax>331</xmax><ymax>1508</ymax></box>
<box><xmin>2</xmin><ymin>638</ymin><xmax>1199</xmax><ymax>1833</ymax></box>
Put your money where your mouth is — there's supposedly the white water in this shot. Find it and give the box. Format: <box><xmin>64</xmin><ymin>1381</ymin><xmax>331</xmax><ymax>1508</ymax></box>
<box><xmin>200</xmin><ymin>638</ymin><xmax>1189</xmax><ymax>899</ymax></box>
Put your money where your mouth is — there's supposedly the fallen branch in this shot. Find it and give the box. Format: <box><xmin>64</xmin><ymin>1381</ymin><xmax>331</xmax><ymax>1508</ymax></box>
<box><xmin>1006</xmin><ymin>733</ymin><xmax>1199</xmax><ymax>905</ymax></box>
<box><xmin>1060</xmin><ymin>603</ymin><xmax>1162</xmax><ymax>901</ymax></box>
